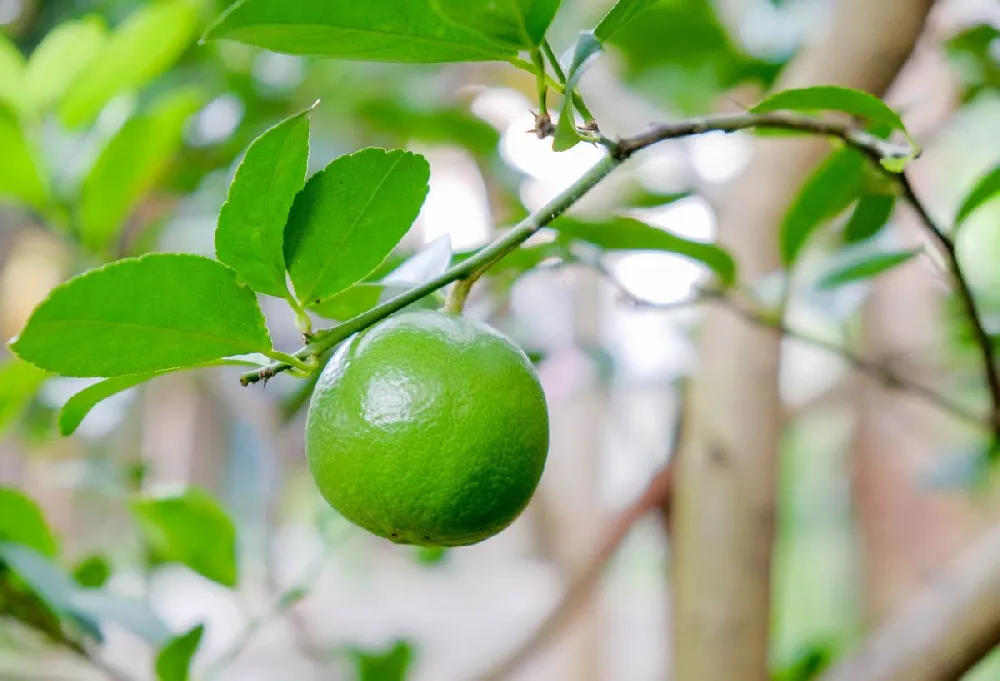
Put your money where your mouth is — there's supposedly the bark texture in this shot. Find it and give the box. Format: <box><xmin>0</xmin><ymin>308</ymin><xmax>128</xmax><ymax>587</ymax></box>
<box><xmin>671</xmin><ymin>2</ymin><xmax>937</xmax><ymax>679</ymax></box>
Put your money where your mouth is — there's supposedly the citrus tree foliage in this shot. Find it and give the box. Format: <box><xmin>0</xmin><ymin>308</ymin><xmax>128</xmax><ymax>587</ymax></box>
<box><xmin>1</xmin><ymin>0</ymin><xmax>998</xmax><ymax>679</ymax></box>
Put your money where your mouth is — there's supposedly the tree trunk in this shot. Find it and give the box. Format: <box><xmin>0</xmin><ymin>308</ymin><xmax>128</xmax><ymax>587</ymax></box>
<box><xmin>671</xmin><ymin>2</ymin><xmax>937</xmax><ymax>679</ymax></box>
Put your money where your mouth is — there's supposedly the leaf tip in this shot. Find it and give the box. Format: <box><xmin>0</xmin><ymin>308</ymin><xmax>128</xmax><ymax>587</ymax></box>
<box><xmin>57</xmin><ymin>413</ymin><xmax>76</xmax><ymax>437</ymax></box>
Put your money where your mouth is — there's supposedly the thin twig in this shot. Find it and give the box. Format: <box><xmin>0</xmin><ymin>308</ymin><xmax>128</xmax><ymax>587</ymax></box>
<box><xmin>9</xmin><ymin>622</ymin><xmax>139</xmax><ymax>681</ymax></box>
<box><xmin>584</xmin><ymin>255</ymin><xmax>984</xmax><ymax>429</ymax></box>
<box><xmin>897</xmin><ymin>172</ymin><xmax>1000</xmax><ymax>438</ymax></box>
<box><xmin>612</xmin><ymin>111</ymin><xmax>912</xmax><ymax>161</ymax></box>
<box><xmin>478</xmin><ymin>412</ymin><xmax>683</xmax><ymax>681</ymax></box>
<box><xmin>736</xmin><ymin>304</ymin><xmax>981</xmax><ymax>426</ymax></box>
<box><xmin>479</xmin><ymin>465</ymin><xmax>674</xmax><ymax>681</ymax></box>
<box><xmin>200</xmin><ymin>542</ymin><xmax>333</xmax><ymax>680</ymax></box>
<box><xmin>70</xmin><ymin>646</ymin><xmax>137</xmax><ymax>681</ymax></box>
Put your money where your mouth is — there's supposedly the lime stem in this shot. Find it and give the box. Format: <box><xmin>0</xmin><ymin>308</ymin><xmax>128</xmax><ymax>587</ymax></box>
<box><xmin>445</xmin><ymin>277</ymin><xmax>477</xmax><ymax>314</ymax></box>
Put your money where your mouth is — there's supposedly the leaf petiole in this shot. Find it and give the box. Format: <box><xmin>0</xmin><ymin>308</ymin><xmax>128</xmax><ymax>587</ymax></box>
<box><xmin>264</xmin><ymin>350</ymin><xmax>314</xmax><ymax>375</ymax></box>
<box><xmin>542</xmin><ymin>39</ymin><xmax>595</xmax><ymax>125</ymax></box>
<box><xmin>285</xmin><ymin>294</ymin><xmax>313</xmax><ymax>334</ymax></box>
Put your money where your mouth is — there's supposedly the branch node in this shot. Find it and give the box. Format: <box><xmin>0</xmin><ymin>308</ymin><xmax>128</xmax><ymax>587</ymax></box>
<box><xmin>532</xmin><ymin>111</ymin><xmax>556</xmax><ymax>139</ymax></box>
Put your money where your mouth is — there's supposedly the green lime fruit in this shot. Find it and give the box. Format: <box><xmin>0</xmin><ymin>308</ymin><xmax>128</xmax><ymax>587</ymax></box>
<box><xmin>305</xmin><ymin>310</ymin><xmax>549</xmax><ymax>547</ymax></box>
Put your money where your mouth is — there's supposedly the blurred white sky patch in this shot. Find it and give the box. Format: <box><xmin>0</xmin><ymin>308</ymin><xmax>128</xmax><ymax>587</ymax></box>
<box><xmin>688</xmin><ymin>131</ymin><xmax>752</xmax><ymax>184</ymax></box>
<box><xmin>470</xmin><ymin>87</ymin><xmax>532</xmax><ymax>131</ymax></box>
<box><xmin>739</xmin><ymin>0</ymin><xmax>803</xmax><ymax>59</ymax></box>
<box><xmin>633</xmin><ymin>146</ymin><xmax>689</xmax><ymax>194</ymax></box>
<box><xmin>610</xmin><ymin>195</ymin><xmax>717</xmax><ymax>305</ymax></box>
<box><xmin>416</xmin><ymin>146</ymin><xmax>493</xmax><ymax>250</ymax></box>
<box><xmin>40</xmin><ymin>377</ymin><xmax>130</xmax><ymax>439</ymax></box>
<box><xmin>603</xmin><ymin>295</ymin><xmax>697</xmax><ymax>382</ymax></box>
<box><xmin>252</xmin><ymin>51</ymin><xmax>306</xmax><ymax>92</ymax></box>
<box><xmin>612</xmin><ymin>253</ymin><xmax>704</xmax><ymax>306</ymax></box>
<box><xmin>602</xmin><ymin>196</ymin><xmax>717</xmax><ymax>382</ymax></box>
<box><xmin>501</xmin><ymin>112</ymin><xmax>606</xmax><ymax>180</ymax></box>
<box><xmin>633</xmin><ymin>194</ymin><xmax>716</xmax><ymax>241</ymax></box>
<box><xmin>781</xmin><ymin>331</ymin><xmax>852</xmax><ymax>409</ymax></box>
<box><xmin>191</xmin><ymin>94</ymin><xmax>244</xmax><ymax>147</ymax></box>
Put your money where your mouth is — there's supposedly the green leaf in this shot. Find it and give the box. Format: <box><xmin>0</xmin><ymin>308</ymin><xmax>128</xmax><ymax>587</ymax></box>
<box><xmin>73</xmin><ymin>555</ymin><xmax>112</xmax><ymax>588</ymax></box>
<box><xmin>453</xmin><ymin>242</ymin><xmax>562</xmax><ymax>277</ymax></box>
<box><xmin>357</xmin><ymin>99</ymin><xmax>500</xmax><ymax>157</ymax></box>
<box><xmin>156</xmin><ymin>624</ymin><xmax>205</xmax><ymax>681</ymax></box>
<box><xmin>594</xmin><ymin>0</ymin><xmax>659</xmax><ymax>42</ymax></box>
<box><xmin>70</xmin><ymin>590</ymin><xmax>171</xmax><ymax>645</ymax></box>
<box><xmin>0</xmin><ymin>542</ymin><xmax>76</xmax><ymax>614</ymax></box>
<box><xmin>487</xmin><ymin>242</ymin><xmax>563</xmax><ymax>274</ymax></box>
<box><xmin>818</xmin><ymin>249</ymin><xmax>920</xmax><ymax>289</ymax></box>
<box><xmin>131</xmin><ymin>489</ymin><xmax>237</xmax><ymax>587</ymax></box>
<box><xmin>956</xmin><ymin>163</ymin><xmax>1000</xmax><ymax>228</ymax></box>
<box><xmin>430</xmin><ymin>0</ymin><xmax>561</xmax><ymax>48</ymax></box>
<box><xmin>554</xmin><ymin>216</ymin><xmax>737</xmax><ymax>286</ymax></box>
<box><xmin>59</xmin><ymin>0</ymin><xmax>202</xmax><ymax>128</ymax></box>
<box><xmin>79</xmin><ymin>89</ymin><xmax>202</xmax><ymax>254</ymax></box>
<box><xmin>0</xmin><ymin>553</ymin><xmax>104</xmax><ymax>642</ymax></box>
<box><xmin>843</xmin><ymin>195</ymin><xmax>895</xmax><ymax>244</ymax></box>
<box><xmin>0</xmin><ymin>33</ymin><xmax>26</xmax><ymax>113</ymax></box>
<box><xmin>285</xmin><ymin>148</ymin><xmax>430</xmax><ymax>304</ymax></box>
<box><xmin>58</xmin><ymin>356</ymin><xmax>258</xmax><ymax>436</ymax></box>
<box><xmin>23</xmin><ymin>17</ymin><xmax>106</xmax><ymax>117</ymax></box>
<box><xmin>310</xmin><ymin>235</ymin><xmax>451</xmax><ymax>321</ymax></box>
<box><xmin>11</xmin><ymin>254</ymin><xmax>272</xmax><ymax>378</ymax></box>
<box><xmin>553</xmin><ymin>31</ymin><xmax>602</xmax><ymax>152</ymax></box>
<box><xmin>0</xmin><ymin>105</ymin><xmax>49</xmax><ymax>209</ymax></box>
<box><xmin>310</xmin><ymin>285</ymin><xmax>395</xmax><ymax>322</ymax></box>
<box><xmin>216</xmin><ymin>107</ymin><xmax>312</xmax><ymax>298</ymax></box>
<box><xmin>351</xmin><ymin>640</ymin><xmax>414</xmax><ymax>681</ymax></box>
<box><xmin>625</xmin><ymin>189</ymin><xmax>691</xmax><ymax>209</ymax></box>
<box><xmin>0</xmin><ymin>357</ymin><xmax>48</xmax><ymax>434</ymax></box>
<box><xmin>751</xmin><ymin>86</ymin><xmax>908</xmax><ymax>135</ymax></box>
<box><xmin>382</xmin><ymin>235</ymin><xmax>452</xmax><ymax>285</ymax></box>
<box><xmin>780</xmin><ymin>148</ymin><xmax>866</xmax><ymax>266</ymax></box>
<box><xmin>878</xmin><ymin>147</ymin><xmax>918</xmax><ymax>174</ymax></box>
<box><xmin>0</xmin><ymin>542</ymin><xmax>169</xmax><ymax>645</ymax></box>
<box><xmin>604</xmin><ymin>0</ymin><xmax>778</xmax><ymax>116</ymax></box>
<box><xmin>773</xmin><ymin>642</ymin><xmax>835</xmax><ymax>681</ymax></box>
<box><xmin>206</xmin><ymin>0</ymin><xmax>516</xmax><ymax>63</ymax></box>
<box><xmin>0</xmin><ymin>488</ymin><xmax>58</xmax><ymax>557</ymax></box>
<box><xmin>59</xmin><ymin>372</ymin><xmax>167</xmax><ymax>436</ymax></box>
<box><xmin>946</xmin><ymin>24</ymin><xmax>1000</xmax><ymax>103</ymax></box>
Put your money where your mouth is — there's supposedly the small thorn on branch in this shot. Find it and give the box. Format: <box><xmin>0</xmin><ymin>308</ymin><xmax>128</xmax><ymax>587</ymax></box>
<box><xmin>531</xmin><ymin>111</ymin><xmax>555</xmax><ymax>139</ymax></box>
<box><xmin>241</xmin><ymin>366</ymin><xmax>276</xmax><ymax>388</ymax></box>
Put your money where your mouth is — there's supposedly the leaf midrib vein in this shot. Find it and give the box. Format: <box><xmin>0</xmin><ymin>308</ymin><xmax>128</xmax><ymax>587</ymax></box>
<box><xmin>300</xmin><ymin>153</ymin><xmax>406</xmax><ymax>301</ymax></box>
<box><xmin>226</xmin><ymin>22</ymin><xmax>512</xmax><ymax>59</ymax></box>
<box><xmin>32</xmin><ymin>318</ymin><xmax>267</xmax><ymax>350</ymax></box>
